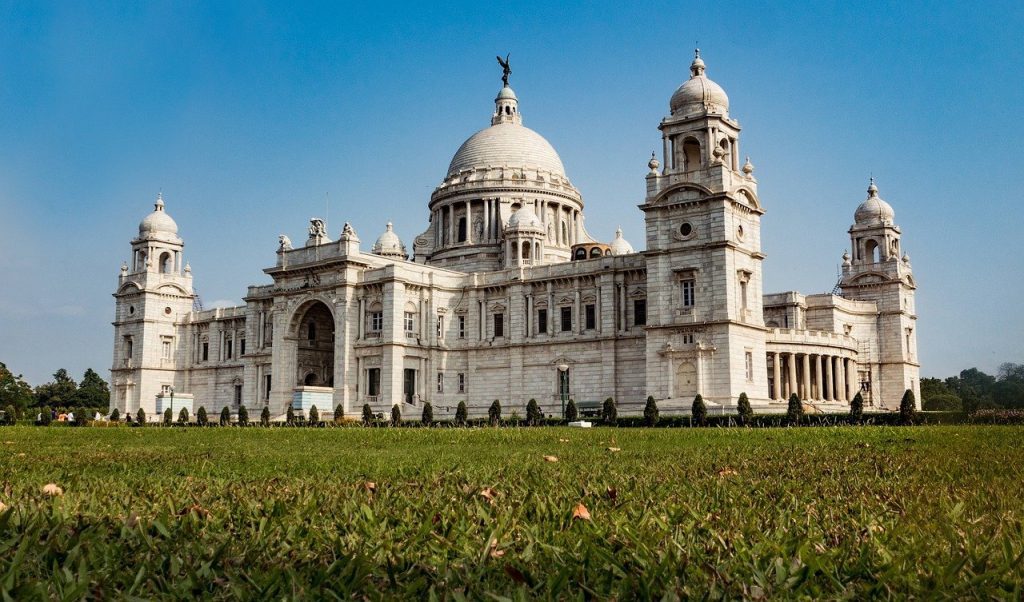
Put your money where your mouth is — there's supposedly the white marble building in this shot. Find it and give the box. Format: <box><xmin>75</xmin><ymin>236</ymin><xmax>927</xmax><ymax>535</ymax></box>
<box><xmin>110</xmin><ymin>52</ymin><xmax>919</xmax><ymax>421</ymax></box>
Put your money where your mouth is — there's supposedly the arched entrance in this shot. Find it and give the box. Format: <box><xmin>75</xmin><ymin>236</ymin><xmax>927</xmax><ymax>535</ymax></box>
<box><xmin>294</xmin><ymin>301</ymin><xmax>335</xmax><ymax>388</ymax></box>
<box><xmin>674</xmin><ymin>361</ymin><xmax>697</xmax><ymax>399</ymax></box>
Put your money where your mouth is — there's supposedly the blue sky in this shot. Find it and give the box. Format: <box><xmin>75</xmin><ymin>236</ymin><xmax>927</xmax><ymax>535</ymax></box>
<box><xmin>1</xmin><ymin>1</ymin><xmax>1021</xmax><ymax>385</ymax></box>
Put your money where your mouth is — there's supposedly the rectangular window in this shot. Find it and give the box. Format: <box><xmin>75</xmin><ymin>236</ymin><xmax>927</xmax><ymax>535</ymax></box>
<box><xmin>560</xmin><ymin>306</ymin><xmax>572</xmax><ymax>332</ymax></box>
<box><xmin>404</xmin><ymin>312</ymin><xmax>415</xmax><ymax>333</ymax></box>
<box><xmin>740</xmin><ymin>280</ymin><xmax>749</xmax><ymax>311</ymax></box>
<box><xmin>745</xmin><ymin>351</ymin><xmax>753</xmax><ymax>382</ymax></box>
<box><xmin>161</xmin><ymin>339</ymin><xmax>171</xmax><ymax>360</ymax></box>
<box><xmin>458</xmin><ymin>315</ymin><xmax>466</xmax><ymax>339</ymax></box>
<box><xmin>538</xmin><ymin>309</ymin><xmax>548</xmax><ymax>334</ymax></box>
<box><xmin>681</xmin><ymin>279</ymin><xmax>695</xmax><ymax>307</ymax></box>
<box><xmin>264</xmin><ymin>374</ymin><xmax>272</xmax><ymax>400</ymax></box>
<box><xmin>240</xmin><ymin>339</ymin><xmax>246</xmax><ymax>356</ymax></box>
<box><xmin>437</xmin><ymin>372</ymin><xmax>444</xmax><ymax>393</ymax></box>
<box><xmin>633</xmin><ymin>299</ymin><xmax>647</xmax><ymax>326</ymax></box>
<box><xmin>437</xmin><ymin>316</ymin><xmax>444</xmax><ymax>339</ymax></box>
<box><xmin>370</xmin><ymin>312</ymin><xmax>383</xmax><ymax>332</ymax></box>
<box><xmin>367</xmin><ymin>368</ymin><xmax>381</xmax><ymax>396</ymax></box>
<box><xmin>457</xmin><ymin>217</ymin><xmax>467</xmax><ymax>242</ymax></box>
<box><xmin>493</xmin><ymin>313</ymin><xmax>504</xmax><ymax>338</ymax></box>
<box><xmin>682</xmin><ymin>333</ymin><xmax>694</xmax><ymax>345</ymax></box>
<box><xmin>161</xmin><ymin>384</ymin><xmax>171</xmax><ymax>396</ymax></box>
<box><xmin>226</xmin><ymin>340</ymin><xmax>233</xmax><ymax>359</ymax></box>
<box><xmin>234</xmin><ymin>384</ymin><xmax>242</xmax><ymax>407</ymax></box>
<box><xmin>458</xmin><ymin>373</ymin><xmax>465</xmax><ymax>393</ymax></box>
<box><xmin>585</xmin><ymin>304</ymin><xmax>596</xmax><ymax>330</ymax></box>
<box><xmin>202</xmin><ymin>342</ymin><xmax>209</xmax><ymax>361</ymax></box>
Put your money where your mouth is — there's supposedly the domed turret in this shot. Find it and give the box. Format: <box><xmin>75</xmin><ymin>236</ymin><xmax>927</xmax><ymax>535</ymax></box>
<box><xmin>506</xmin><ymin>206</ymin><xmax>543</xmax><ymax>231</ymax></box>
<box><xmin>854</xmin><ymin>178</ymin><xmax>895</xmax><ymax>224</ymax></box>
<box><xmin>669</xmin><ymin>49</ymin><xmax>730</xmax><ymax>116</ymax></box>
<box><xmin>139</xmin><ymin>193</ymin><xmax>179</xmax><ymax>238</ymax></box>
<box><xmin>372</xmin><ymin>222</ymin><xmax>407</xmax><ymax>259</ymax></box>
<box><xmin>609</xmin><ymin>227</ymin><xmax>634</xmax><ymax>255</ymax></box>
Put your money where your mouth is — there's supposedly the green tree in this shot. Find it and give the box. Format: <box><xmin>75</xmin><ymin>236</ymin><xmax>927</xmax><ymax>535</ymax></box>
<box><xmin>34</xmin><ymin>368</ymin><xmax>78</xmax><ymax>409</ymax></box>
<box><xmin>177</xmin><ymin>407</ymin><xmax>189</xmax><ymax>424</ymax></box>
<box><xmin>286</xmin><ymin>404</ymin><xmax>296</xmax><ymax>425</ymax></box>
<box><xmin>335</xmin><ymin>404</ymin><xmax>345</xmax><ymax>423</ymax></box>
<box><xmin>73</xmin><ymin>369</ymin><xmax>110</xmax><ymax>409</ymax></box>
<box><xmin>602</xmin><ymin>398</ymin><xmax>617</xmax><ymax>425</ymax></box>
<box><xmin>923</xmin><ymin>393</ymin><xmax>962</xmax><ymax>411</ymax></box>
<box><xmin>525</xmin><ymin>399</ymin><xmax>542</xmax><ymax>426</ymax></box>
<box><xmin>421</xmin><ymin>402</ymin><xmax>433</xmax><ymax>426</ymax></box>
<box><xmin>736</xmin><ymin>392</ymin><xmax>752</xmax><ymax>426</ymax></box>
<box><xmin>3</xmin><ymin>405</ymin><xmax>16</xmax><ymax>425</ymax></box>
<box><xmin>565</xmin><ymin>399</ymin><xmax>578</xmax><ymax>422</ymax></box>
<box><xmin>691</xmin><ymin>394</ymin><xmax>707</xmax><ymax>426</ymax></box>
<box><xmin>261</xmin><ymin>406</ymin><xmax>271</xmax><ymax>427</ymax></box>
<box><xmin>136</xmin><ymin>408</ymin><xmax>146</xmax><ymax>424</ymax></box>
<box><xmin>391</xmin><ymin>404</ymin><xmax>402</xmax><ymax>427</ymax></box>
<box><xmin>643</xmin><ymin>396</ymin><xmax>659</xmax><ymax>427</ymax></box>
<box><xmin>850</xmin><ymin>392</ymin><xmax>864</xmax><ymax>423</ymax></box>
<box><xmin>109</xmin><ymin>407</ymin><xmax>120</xmax><ymax>423</ymax></box>
<box><xmin>361</xmin><ymin>403</ymin><xmax>374</xmax><ymax>426</ymax></box>
<box><xmin>219</xmin><ymin>406</ymin><xmax>231</xmax><ymax>426</ymax></box>
<box><xmin>238</xmin><ymin>405</ymin><xmax>249</xmax><ymax>426</ymax></box>
<box><xmin>899</xmin><ymin>389</ymin><xmax>916</xmax><ymax>425</ymax></box>
<box><xmin>0</xmin><ymin>363</ymin><xmax>34</xmax><ymax>417</ymax></box>
<box><xmin>488</xmin><ymin>400</ymin><xmax>501</xmax><ymax>426</ymax></box>
<box><xmin>455</xmin><ymin>401</ymin><xmax>468</xmax><ymax>426</ymax></box>
<box><xmin>309</xmin><ymin>405</ymin><xmax>319</xmax><ymax>425</ymax></box>
<box><xmin>40</xmin><ymin>406</ymin><xmax>52</xmax><ymax>426</ymax></box>
<box><xmin>163</xmin><ymin>407</ymin><xmax>173</xmax><ymax>426</ymax></box>
<box><xmin>196</xmin><ymin>406</ymin><xmax>208</xmax><ymax>426</ymax></box>
<box><xmin>786</xmin><ymin>393</ymin><xmax>804</xmax><ymax>425</ymax></box>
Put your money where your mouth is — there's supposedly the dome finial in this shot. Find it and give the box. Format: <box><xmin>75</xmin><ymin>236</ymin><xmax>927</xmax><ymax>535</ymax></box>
<box><xmin>690</xmin><ymin>46</ymin><xmax>706</xmax><ymax>77</ymax></box>
<box><xmin>742</xmin><ymin>156</ymin><xmax>754</xmax><ymax>175</ymax></box>
<box><xmin>648</xmin><ymin>151</ymin><xmax>660</xmax><ymax>174</ymax></box>
<box><xmin>155</xmin><ymin>191</ymin><xmax>164</xmax><ymax>211</ymax></box>
<box><xmin>867</xmin><ymin>176</ymin><xmax>878</xmax><ymax>197</ymax></box>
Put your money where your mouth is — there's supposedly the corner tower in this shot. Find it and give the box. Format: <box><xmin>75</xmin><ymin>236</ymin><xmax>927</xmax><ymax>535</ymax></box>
<box><xmin>640</xmin><ymin>50</ymin><xmax>769</xmax><ymax>407</ymax></box>
<box><xmin>840</xmin><ymin>180</ymin><xmax>919</xmax><ymax>408</ymax></box>
<box><xmin>110</xmin><ymin>194</ymin><xmax>195</xmax><ymax>417</ymax></box>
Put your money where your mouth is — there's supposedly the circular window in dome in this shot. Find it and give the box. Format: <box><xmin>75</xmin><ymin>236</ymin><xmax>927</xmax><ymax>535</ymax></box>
<box><xmin>679</xmin><ymin>222</ymin><xmax>693</xmax><ymax>238</ymax></box>
<box><xmin>164</xmin><ymin>307</ymin><xmax>172</xmax><ymax>315</ymax></box>
<box><xmin>128</xmin><ymin>305</ymin><xmax>135</xmax><ymax>315</ymax></box>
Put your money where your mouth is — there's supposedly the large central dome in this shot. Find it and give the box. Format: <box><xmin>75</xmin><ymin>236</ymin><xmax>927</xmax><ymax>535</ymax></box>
<box><xmin>445</xmin><ymin>84</ymin><xmax>567</xmax><ymax>179</ymax></box>
<box><xmin>447</xmin><ymin>123</ymin><xmax>565</xmax><ymax>178</ymax></box>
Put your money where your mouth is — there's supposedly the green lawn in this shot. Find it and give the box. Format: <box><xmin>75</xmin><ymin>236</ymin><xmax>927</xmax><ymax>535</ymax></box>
<box><xmin>0</xmin><ymin>425</ymin><xmax>1021</xmax><ymax>599</ymax></box>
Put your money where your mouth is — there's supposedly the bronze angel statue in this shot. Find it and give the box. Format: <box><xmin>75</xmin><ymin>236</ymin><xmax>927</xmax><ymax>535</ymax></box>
<box><xmin>496</xmin><ymin>53</ymin><xmax>511</xmax><ymax>86</ymax></box>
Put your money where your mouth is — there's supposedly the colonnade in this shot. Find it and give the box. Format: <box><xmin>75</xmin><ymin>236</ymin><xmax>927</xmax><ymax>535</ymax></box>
<box><xmin>767</xmin><ymin>351</ymin><xmax>857</xmax><ymax>403</ymax></box>
<box><xmin>432</xmin><ymin>198</ymin><xmax>582</xmax><ymax>249</ymax></box>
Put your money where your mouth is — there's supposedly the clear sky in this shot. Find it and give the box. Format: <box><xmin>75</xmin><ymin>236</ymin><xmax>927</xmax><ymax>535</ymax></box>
<box><xmin>1</xmin><ymin>1</ymin><xmax>1021</xmax><ymax>386</ymax></box>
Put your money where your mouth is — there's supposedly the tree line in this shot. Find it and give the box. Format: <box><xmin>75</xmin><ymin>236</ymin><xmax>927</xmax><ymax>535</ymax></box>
<box><xmin>921</xmin><ymin>363</ymin><xmax>1024</xmax><ymax>412</ymax></box>
<box><xmin>0</xmin><ymin>364</ymin><xmax>110</xmax><ymax>418</ymax></box>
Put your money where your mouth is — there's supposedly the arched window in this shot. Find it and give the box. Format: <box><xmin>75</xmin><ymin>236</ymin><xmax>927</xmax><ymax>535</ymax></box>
<box><xmin>865</xmin><ymin>239</ymin><xmax>880</xmax><ymax>263</ymax></box>
<box><xmin>720</xmin><ymin>138</ymin><xmax>732</xmax><ymax>168</ymax></box>
<box><xmin>683</xmin><ymin>138</ymin><xmax>701</xmax><ymax>172</ymax></box>
<box><xmin>590</xmin><ymin>247</ymin><xmax>602</xmax><ymax>258</ymax></box>
<box><xmin>574</xmin><ymin>248</ymin><xmax>586</xmax><ymax>260</ymax></box>
<box><xmin>307</xmin><ymin>322</ymin><xmax>316</xmax><ymax>342</ymax></box>
<box><xmin>521</xmin><ymin>240</ymin><xmax>530</xmax><ymax>260</ymax></box>
<box><xmin>159</xmin><ymin>252</ymin><xmax>172</xmax><ymax>274</ymax></box>
<box><xmin>304</xmin><ymin>373</ymin><xmax>318</xmax><ymax>386</ymax></box>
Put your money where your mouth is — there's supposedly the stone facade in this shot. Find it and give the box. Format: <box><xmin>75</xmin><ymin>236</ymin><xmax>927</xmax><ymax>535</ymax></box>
<box><xmin>109</xmin><ymin>52</ymin><xmax>920</xmax><ymax>421</ymax></box>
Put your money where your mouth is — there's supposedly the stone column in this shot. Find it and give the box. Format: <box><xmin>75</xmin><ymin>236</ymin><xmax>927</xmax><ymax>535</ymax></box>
<box><xmin>846</xmin><ymin>359</ymin><xmax>857</xmax><ymax>401</ymax></box>
<box><xmin>448</xmin><ymin>206</ymin><xmax>455</xmax><ymax>246</ymax></box>
<box><xmin>814</xmin><ymin>354</ymin><xmax>823</xmax><ymax>401</ymax></box>
<box><xmin>618</xmin><ymin>281</ymin><xmax>626</xmax><ymax>332</ymax></box>
<box><xmin>787</xmin><ymin>353</ymin><xmax>798</xmax><ymax>400</ymax></box>
<box><xmin>801</xmin><ymin>353</ymin><xmax>811</xmax><ymax>401</ymax></box>
<box><xmin>772</xmin><ymin>352</ymin><xmax>781</xmax><ymax>400</ymax></box>
<box><xmin>835</xmin><ymin>356</ymin><xmax>846</xmax><ymax>402</ymax></box>
<box><xmin>574</xmin><ymin>287</ymin><xmax>582</xmax><ymax>334</ymax></box>
<box><xmin>823</xmin><ymin>355</ymin><xmax>833</xmax><ymax>401</ymax></box>
<box><xmin>465</xmin><ymin>200</ymin><xmax>472</xmax><ymax>244</ymax></box>
<box><xmin>483</xmin><ymin>201</ymin><xmax>490</xmax><ymax>243</ymax></box>
<box><xmin>546</xmin><ymin>282</ymin><xmax>554</xmax><ymax>334</ymax></box>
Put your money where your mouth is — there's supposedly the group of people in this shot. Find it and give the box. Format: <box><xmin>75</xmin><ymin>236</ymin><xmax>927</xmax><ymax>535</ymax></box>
<box><xmin>34</xmin><ymin>408</ymin><xmax>108</xmax><ymax>425</ymax></box>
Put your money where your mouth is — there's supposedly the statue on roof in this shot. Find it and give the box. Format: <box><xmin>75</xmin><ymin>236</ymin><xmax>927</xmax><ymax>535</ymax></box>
<box><xmin>496</xmin><ymin>53</ymin><xmax>511</xmax><ymax>87</ymax></box>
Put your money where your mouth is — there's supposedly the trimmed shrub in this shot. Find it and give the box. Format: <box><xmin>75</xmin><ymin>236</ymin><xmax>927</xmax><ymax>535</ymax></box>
<box><xmin>219</xmin><ymin>406</ymin><xmax>230</xmax><ymax>426</ymax></box>
<box><xmin>526</xmin><ymin>399</ymin><xmax>542</xmax><ymax>426</ymax></box>
<box><xmin>923</xmin><ymin>393</ymin><xmax>962</xmax><ymax>412</ymax></box>
<box><xmin>455</xmin><ymin>402</ymin><xmax>468</xmax><ymax>426</ymax></box>
<box><xmin>900</xmin><ymin>389</ymin><xmax>917</xmax><ymax>425</ymax></box>
<box><xmin>737</xmin><ymin>392</ymin><xmax>752</xmax><ymax>426</ymax></box>
<box><xmin>391</xmin><ymin>404</ymin><xmax>402</xmax><ymax>427</ymax></box>
<box><xmin>109</xmin><ymin>408</ymin><xmax>119</xmax><ymax>423</ymax></box>
<box><xmin>565</xmin><ymin>399</ymin><xmax>578</xmax><ymax>422</ymax></box>
<box><xmin>3</xmin><ymin>405</ymin><xmax>16</xmax><ymax>425</ymax></box>
<box><xmin>163</xmin><ymin>408</ymin><xmax>173</xmax><ymax>426</ymax></box>
<box><xmin>335</xmin><ymin>404</ymin><xmax>345</xmax><ymax>423</ymax></box>
<box><xmin>40</xmin><ymin>406</ymin><xmax>53</xmax><ymax>426</ymax></box>
<box><xmin>643</xmin><ymin>396</ymin><xmax>659</xmax><ymax>427</ymax></box>
<box><xmin>362</xmin><ymin>404</ymin><xmax>374</xmax><ymax>426</ymax></box>
<box><xmin>421</xmin><ymin>403</ymin><xmax>433</xmax><ymax>426</ymax></box>
<box><xmin>787</xmin><ymin>393</ymin><xmax>804</xmax><ymax>425</ymax></box>
<box><xmin>196</xmin><ymin>406</ymin><xmax>208</xmax><ymax>426</ymax></box>
<box><xmin>309</xmin><ymin>405</ymin><xmax>319</xmax><ymax>425</ymax></box>
<box><xmin>238</xmin><ymin>405</ymin><xmax>248</xmax><ymax>426</ymax></box>
<box><xmin>136</xmin><ymin>408</ymin><xmax>146</xmax><ymax>425</ymax></box>
<box><xmin>850</xmin><ymin>392</ymin><xmax>864</xmax><ymax>423</ymax></box>
<box><xmin>691</xmin><ymin>394</ymin><xmax>707</xmax><ymax>426</ymax></box>
<box><xmin>488</xmin><ymin>400</ymin><xmax>501</xmax><ymax>426</ymax></box>
<box><xmin>177</xmin><ymin>407</ymin><xmax>189</xmax><ymax>424</ymax></box>
<box><xmin>77</xmin><ymin>407</ymin><xmax>90</xmax><ymax>427</ymax></box>
<box><xmin>286</xmin><ymin>404</ymin><xmax>296</xmax><ymax>426</ymax></box>
<box><xmin>261</xmin><ymin>406</ymin><xmax>270</xmax><ymax>427</ymax></box>
<box><xmin>602</xmin><ymin>397</ymin><xmax>617</xmax><ymax>425</ymax></box>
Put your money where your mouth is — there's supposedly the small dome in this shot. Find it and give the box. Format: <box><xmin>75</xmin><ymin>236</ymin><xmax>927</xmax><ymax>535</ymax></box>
<box><xmin>507</xmin><ymin>206</ymin><xmax>542</xmax><ymax>230</ymax></box>
<box><xmin>139</xmin><ymin>193</ymin><xmax>178</xmax><ymax>237</ymax></box>
<box><xmin>854</xmin><ymin>179</ymin><xmax>896</xmax><ymax>224</ymax></box>
<box><xmin>496</xmin><ymin>85</ymin><xmax>518</xmax><ymax>101</ymax></box>
<box><xmin>609</xmin><ymin>227</ymin><xmax>634</xmax><ymax>255</ymax></box>
<box><xmin>372</xmin><ymin>222</ymin><xmax>407</xmax><ymax>258</ymax></box>
<box><xmin>669</xmin><ymin>50</ymin><xmax>729</xmax><ymax>116</ymax></box>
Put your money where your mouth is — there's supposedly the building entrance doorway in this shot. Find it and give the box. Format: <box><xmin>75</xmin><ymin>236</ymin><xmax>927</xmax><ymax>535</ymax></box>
<box><xmin>404</xmin><ymin>369</ymin><xmax>416</xmax><ymax>404</ymax></box>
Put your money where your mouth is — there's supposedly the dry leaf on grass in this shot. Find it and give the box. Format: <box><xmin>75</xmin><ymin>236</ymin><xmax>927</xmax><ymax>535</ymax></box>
<box><xmin>0</xmin><ymin>501</ymin><xmax>7</xmax><ymax>512</ymax></box>
<box><xmin>543</xmin><ymin>455</ymin><xmax>559</xmax><ymax>463</ymax></box>
<box><xmin>364</xmin><ymin>481</ymin><xmax>377</xmax><ymax>493</ymax></box>
<box><xmin>606</xmin><ymin>486</ymin><xmax>617</xmax><ymax>501</ymax></box>
<box><xmin>572</xmin><ymin>503</ymin><xmax>591</xmax><ymax>521</ymax></box>
<box><xmin>607</xmin><ymin>447</ymin><xmax>621</xmax><ymax>453</ymax></box>
<box><xmin>558</xmin><ymin>438</ymin><xmax>570</xmax><ymax>443</ymax></box>
<box><xmin>717</xmin><ymin>467</ymin><xmax>738</xmax><ymax>478</ymax></box>
<box><xmin>488</xmin><ymin>539</ymin><xmax>505</xmax><ymax>558</ymax></box>
<box><xmin>479</xmin><ymin>487</ymin><xmax>497</xmax><ymax>504</ymax></box>
<box><xmin>42</xmin><ymin>483</ymin><xmax>63</xmax><ymax>497</ymax></box>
